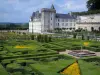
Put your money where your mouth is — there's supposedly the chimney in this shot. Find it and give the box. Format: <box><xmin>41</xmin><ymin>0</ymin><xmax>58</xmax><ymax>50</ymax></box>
<box><xmin>69</xmin><ymin>12</ymin><xmax>72</xmax><ymax>16</ymax></box>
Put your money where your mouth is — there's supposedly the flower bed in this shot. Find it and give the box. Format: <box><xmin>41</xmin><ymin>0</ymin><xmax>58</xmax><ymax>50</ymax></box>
<box><xmin>14</xmin><ymin>45</ymin><xmax>30</xmax><ymax>49</ymax></box>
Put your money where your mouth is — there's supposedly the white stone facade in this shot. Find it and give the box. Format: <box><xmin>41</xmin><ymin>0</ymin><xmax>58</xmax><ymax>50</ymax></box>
<box><xmin>55</xmin><ymin>18</ymin><xmax>76</xmax><ymax>31</ymax></box>
<box><xmin>29</xmin><ymin>5</ymin><xmax>76</xmax><ymax>33</ymax></box>
<box><xmin>76</xmin><ymin>14</ymin><xmax>100</xmax><ymax>31</ymax></box>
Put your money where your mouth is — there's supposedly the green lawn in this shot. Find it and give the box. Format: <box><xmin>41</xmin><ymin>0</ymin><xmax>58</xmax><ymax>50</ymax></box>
<box><xmin>30</xmin><ymin>59</ymin><xmax>100</xmax><ymax>75</ymax></box>
<box><xmin>5</xmin><ymin>40</ymin><xmax>40</xmax><ymax>52</ymax></box>
<box><xmin>42</xmin><ymin>38</ymin><xmax>100</xmax><ymax>52</ymax></box>
<box><xmin>0</xmin><ymin>64</ymin><xmax>8</xmax><ymax>75</ymax></box>
<box><xmin>0</xmin><ymin>39</ymin><xmax>100</xmax><ymax>75</ymax></box>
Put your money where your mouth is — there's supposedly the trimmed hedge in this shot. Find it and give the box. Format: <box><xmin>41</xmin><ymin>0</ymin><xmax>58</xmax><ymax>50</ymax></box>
<box><xmin>6</xmin><ymin>63</ymin><xmax>22</xmax><ymax>72</ymax></box>
<box><xmin>58</xmin><ymin>55</ymin><xmax>73</xmax><ymax>60</ymax></box>
<box><xmin>42</xmin><ymin>43</ymin><xmax>66</xmax><ymax>51</ymax></box>
<box><xmin>1</xmin><ymin>52</ymin><xmax>58</xmax><ymax>59</ymax></box>
<box><xmin>85</xmin><ymin>47</ymin><xmax>100</xmax><ymax>52</ymax></box>
<box><xmin>70</xmin><ymin>46</ymin><xmax>81</xmax><ymax>50</ymax></box>
<box><xmin>29</xmin><ymin>65</ymin><xmax>44</xmax><ymax>75</ymax></box>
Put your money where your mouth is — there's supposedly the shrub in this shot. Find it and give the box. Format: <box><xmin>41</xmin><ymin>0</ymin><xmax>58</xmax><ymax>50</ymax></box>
<box><xmin>39</xmin><ymin>57</ymin><xmax>58</xmax><ymax>62</ymax></box>
<box><xmin>70</xmin><ymin>46</ymin><xmax>81</xmax><ymax>50</ymax></box>
<box><xmin>22</xmin><ymin>51</ymin><xmax>28</xmax><ymax>54</ymax></box>
<box><xmin>16</xmin><ymin>59</ymin><xmax>35</xmax><ymax>66</ymax></box>
<box><xmin>31</xmin><ymin>35</ymin><xmax>35</xmax><ymax>40</ymax></box>
<box><xmin>36</xmin><ymin>34</ymin><xmax>52</xmax><ymax>43</ymax></box>
<box><xmin>58</xmin><ymin>55</ymin><xmax>73</xmax><ymax>60</ymax></box>
<box><xmin>90</xmin><ymin>45</ymin><xmax>99</xmax><ymax>48</ymax></box>
<box><xmin>82</xmin><ymin>34</ymin><xmax>84</xmax><ymax>40</ymax></box>
<box><xmin>42</xmin><ymin>43</ymin><xmax>66</xmax><ymax>51</ymax></box>
<box><xmin>6</xmin><ymin>63</ymin><xmax>22</xmax><ymax>72</ymax></box>
<box><xmin>0</xmin><ymin>51</ymin><xmax>8</xmax><ymax>55</ymax></box>
<box><xmin>29</xmin><ymin>65</ymin><xmax>44</xmax><ymax>75</ymax></box>
<box><xmin>1</xmin><ymin>59</ymin><xmax>11</xmax><ymax>67</ymax></box>
<box><xmin>11</xmin><ymin>72</ymin><xmax>23</xmax><ymax>75</ymax></box>
<box><xmin>51</xmin><ymin>47</ymin><xmax>66</xmax><ymax>51</ymax></box>
<box><xmin>85</xmin><ymin>47</ymin><xmax>100</xmax><ymax>52</ymax></box>
<box><xmin>73</xmin><ymin>33</ymin><xmax>77</xmax><ymax>38</ymax></box>
<box><xmin>87</xmin><ymin>36</ymin><xmax>90</xmax><ymax>40</ymax></box>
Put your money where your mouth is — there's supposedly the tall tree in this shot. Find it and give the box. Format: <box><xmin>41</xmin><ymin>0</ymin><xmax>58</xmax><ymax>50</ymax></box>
<box><xmin>87</xmin><ymin>0</ymin><xmax>100</xmax><ymax>11</ymax></box>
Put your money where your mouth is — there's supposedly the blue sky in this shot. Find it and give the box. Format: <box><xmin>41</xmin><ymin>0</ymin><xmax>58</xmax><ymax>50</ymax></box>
<box><xmin>0</xmin><ymin>0</ymin><xmax>88</xmax><ymax>23</ymax></box>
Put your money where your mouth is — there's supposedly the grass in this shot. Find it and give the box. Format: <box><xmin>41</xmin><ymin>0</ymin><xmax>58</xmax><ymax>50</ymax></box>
<box><xmin>0</xmin><ymin>38</ymin><xmax>100</xmax><ymax>75</ymax></box>
<box><xmin>45</xmin><ymin>38</ymin><xmax>100</xmax><ymax>52</ymax></box>
<box><xmin>6</xmin><ymin>63</ymin><xmax>21</xmax><ymax>69</ymax></box>
<box><xmin>30</xmin><ymin>59</ymin><xmax>100</xmax><ymax>75</ymax></box>
<box><xmin>0</xmin><ymin>64</ymin><xmax>8</xmax><ymax>75</ymax></box>
<box><xmin>79</xmin><ymin>60</ymin><xmax>100</xmax><ymax>75</ymax></box>
<box><xmin>5</xmin><ymin>40</ymin><xmax>40</xmax><ymax>52</ymax></box>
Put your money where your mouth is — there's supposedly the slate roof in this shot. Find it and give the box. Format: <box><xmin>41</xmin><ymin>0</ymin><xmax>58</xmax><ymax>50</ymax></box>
<box><xmin>31</xmin><ymin>12</ymin><xmax>41</xmax><ymax>20</ymax></box>
<box><xmin>31</xmin><ymin>13</ymin><xmax>76</xmax><ymax>20</ymax></box>
<box><xmin>41</xmin><ymin>8</ymin><xmax>56</xmax><ymax>12</ymax></box>
<box><xmin>56</xmin><ymin>13</ymin><xmax>76</xmax><ymax>19</ymax></box>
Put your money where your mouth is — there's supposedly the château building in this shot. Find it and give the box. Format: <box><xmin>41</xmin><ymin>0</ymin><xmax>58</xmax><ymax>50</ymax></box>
<box><xmin>76</xmin><ymin>14</ymin><xmax>100</xmax><ymax>31</ymax></box>
<box><xmin>29</xmin><ymin>4</ymin><xmax>76</xmax><ymax>33</ymax></box>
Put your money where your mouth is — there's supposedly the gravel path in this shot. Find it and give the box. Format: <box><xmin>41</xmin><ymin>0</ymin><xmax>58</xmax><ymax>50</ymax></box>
<box><xmin>59</xmin><ymin>50</ymin><xmax>100</xmax><ymax>58</ymax></box>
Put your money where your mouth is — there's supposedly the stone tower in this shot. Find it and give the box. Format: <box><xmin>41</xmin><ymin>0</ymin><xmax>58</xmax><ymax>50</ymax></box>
<box><xmin>41</xmin><ymin>4</ymin><xmax>56</xmax><ymax>33</ymax></box>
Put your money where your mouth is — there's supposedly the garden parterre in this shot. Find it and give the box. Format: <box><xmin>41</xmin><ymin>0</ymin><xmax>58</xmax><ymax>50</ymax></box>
<box><xmin>0</xmin><ymin>38</ymin><xmax>100</xmax><ymax>75</ymax></box>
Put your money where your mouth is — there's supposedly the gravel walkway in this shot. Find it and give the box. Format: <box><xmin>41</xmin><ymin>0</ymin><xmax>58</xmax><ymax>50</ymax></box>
<box><xmin>59</xmin><ymin>50</ymin><xmax>100</xmax><ymax>58</ymax></box>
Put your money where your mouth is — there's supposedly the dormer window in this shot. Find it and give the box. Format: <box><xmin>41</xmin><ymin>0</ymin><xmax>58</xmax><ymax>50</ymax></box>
<box><xmin>51</xmin><ymin>17</ymin><xmax>52</xmax><ymax>20</ymax></box>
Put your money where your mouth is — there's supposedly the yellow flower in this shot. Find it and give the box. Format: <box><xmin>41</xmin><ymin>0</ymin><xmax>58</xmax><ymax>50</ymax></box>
<box><xmin>60</xmin><ymin>61</ymin><xmax>81</xmax><ymax>75</ymax></box>
<box><xmin>15</xmin><ymin>45</ymin><xmax>30</xmax><ymax>49</ymax></box>
<box><xmin>84</xmin><ymin>42</ymin><xmax>89</xmax><ymax>47</ymax></box>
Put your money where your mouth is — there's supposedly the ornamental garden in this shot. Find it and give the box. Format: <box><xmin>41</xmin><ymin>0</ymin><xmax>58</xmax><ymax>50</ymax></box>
<box><xmin>0</xmin><ymin>32</ymin><xmax>100</xmax><ymax>75</ymax></box>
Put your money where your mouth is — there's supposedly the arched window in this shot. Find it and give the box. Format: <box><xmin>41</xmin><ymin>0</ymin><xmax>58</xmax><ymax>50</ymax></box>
<box><xmin>91</xmin><ymin>27</ymin><xmax>94</xmax><ymax>31</ymax></box>
<box><xmin>99</xmin><ymin>27</ymin><xmax>100</xmax><ymax>31</ymax></box>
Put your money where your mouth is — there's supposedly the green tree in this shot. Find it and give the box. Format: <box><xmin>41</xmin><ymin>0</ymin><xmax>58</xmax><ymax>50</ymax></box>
<box><xmin>87</xmin><ymin>0</ymin><xmax>100</xmax><ymax>11</ymax></box>
<box><xmin>87</xmin><ymin>36</ymin><xmax>90</xmax><ymax>40</ymax></box>
<box><xmin>48</xmin><ymin>36</ymin><xmax>52</xmax><ymax>42</ymax></box>
<box><xmin>37</xmin><ymin>35</ymin><xmax>40</xmax><ymax>42</ymax></box>
<box><xmin>73</xmin><ymin>33</ymin><xmax>77</xmax><ymax>39</ymax></box>
<box><xmin>82</xmin><ymin>34</ymin><xmax>84</xmax><ymax>40</ymax></box>
<box><xmin>31</xmin><ymin>35</ymin><xmax>35</xmax><ymax>40</ymax></box>
<box><xmin>44</xmin><ymin>35</ymin><xmax>48</xmax><ymax>43</ymax></box>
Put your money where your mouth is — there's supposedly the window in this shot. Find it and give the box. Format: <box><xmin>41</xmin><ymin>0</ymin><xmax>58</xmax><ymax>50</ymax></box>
<box><xmin>66</xmin><ymin>19</ymin><xmax>68</xmax><ymax>22</ymax></box>
<box><xmin>68</xmin><ymin>19</ymin><xmax>69</xmax><ymax>22</ymax></box>
<box><xmin>69</xmin><ymin>19</ymin><xmax>71</xmax><ymax>22</ymax></box>
<box><xmin>58</xmin><ymin>23</ymin><xmax>59</xmax><ymax>26</ymax></box>
<box><xmin>73</xmin><ymin>19</ymin><xmax>75</xmax><ymax>22</ymax></box>
<box><xmin>62</xmin><ymin>23</ymin><xmax>64</xmax><ymax>26</ymax></box>
<box><xmin>51</xmin><ymin>17</ymin><xmax>52</xmax><ymax>20</ymax></box>
<box><xmin>66</xmin><ymin>23</ymin><xmax>68</xmax><ymax>26</ymax></box>
<box><xmin>99</xmin><ymin>27</ymin><xmax>100</xmax><ymax>31</ymax></box>
<box><xmin>70</xmin><ymin>19</ymin><xmax>72</xmax><ymax>22</ymax></box>
<box><xmin>91</xmin><ymin>27</ymin><xmax>94</xmax><ymax>31</ymax></box>
<box><xmin>71</xmin><ymin>19</ymin><xmax>73</xmax><ymax>22</ymax></box>
<box><xmin>58</xmin><ymin>19</ymin><xmax>59</xmax><ymax>22</ymax></box>
<box><xmin>62</xmin><ymin>19</ymin><xmax>64</xmax><ymax>22</ymax></box>
<box><xmin>70</xmin><ymin>23</ymin><xmax>72</xmax><ymax>26</ymax></box>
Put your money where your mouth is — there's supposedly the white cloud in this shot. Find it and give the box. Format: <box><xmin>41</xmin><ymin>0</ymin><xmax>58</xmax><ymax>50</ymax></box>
<box><xmin>0</xmin><ymin>0</ymin><xmax>87</xmax><ymax>22</ymax></box>
<box><xmin>57</xmin><ymin>0</ymin><xmax>87</xmax><ymax>12</ymax></box>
